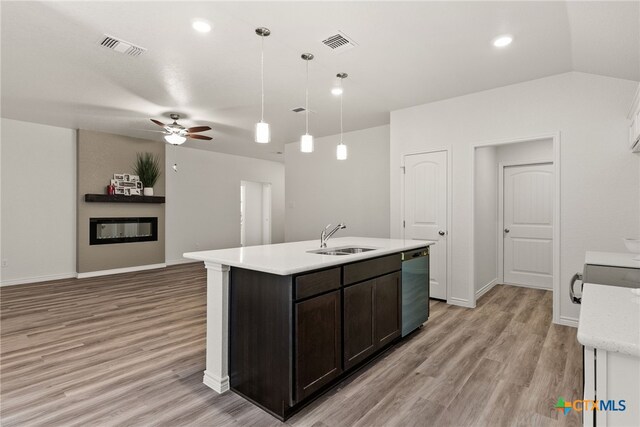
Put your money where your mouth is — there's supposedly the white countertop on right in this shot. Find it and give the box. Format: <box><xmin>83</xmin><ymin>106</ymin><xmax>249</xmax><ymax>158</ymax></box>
<box><xmin>577</xmin><ymin>283</ymin><xmax>640</xmax><ymax>357</ymax></box>
<box><xmin>585</xmin><ymin>251</ymin><xmax>640</xmax><ymax>269</ymax></box>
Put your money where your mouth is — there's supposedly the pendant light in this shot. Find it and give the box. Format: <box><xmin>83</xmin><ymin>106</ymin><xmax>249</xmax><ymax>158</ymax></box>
<box><xmin>336</xmin><ymin>73</ymin><xmax>348</xmax><ymax>160</ymax></box>
<box><xmin>300</xmin><ymin>53</ymin><xmax>314</xmax><ymax>153</ymax></box>
<box><xmin>255</xmin><ymin>27</ymin><xmax>271</xmax><ymax>143</ymax></box>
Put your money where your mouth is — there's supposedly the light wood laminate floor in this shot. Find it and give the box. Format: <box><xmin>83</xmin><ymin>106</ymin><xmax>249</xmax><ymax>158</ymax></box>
<box><xmin>1</xmin><ymin>263</ymin><xmax>582</xmax><ymax>426</ymax></box>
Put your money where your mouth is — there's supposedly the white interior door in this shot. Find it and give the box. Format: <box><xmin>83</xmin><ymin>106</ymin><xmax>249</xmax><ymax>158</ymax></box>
<box><xmin>404</xmin><ymin>151</ymin><xmax>448</xmax><ymax>300</ymax></box>
<box><xmin>503</xmin><ymin>163</ymin><xmax>553</xmax><ymax>288</ymax></box>
<box><xmin>241</xmin><ymin>180</ymin><xmax>272</xmax><ymax>247</ymax></box>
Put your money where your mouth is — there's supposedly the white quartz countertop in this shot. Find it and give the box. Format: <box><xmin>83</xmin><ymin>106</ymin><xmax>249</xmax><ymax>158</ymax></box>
<box><xmin>577</xmin><ymin>283</ymin><xmax>640</xmax><ymax>357</ymax></box>
<box><xmin>183</xmin><ymin>237</ymin><xmax>434</xmax><ymax>276</ymax></box>
<box><xmin>585</xmin><ymin>251</ymin><xmax>640</xmax><ymax>269</ymax></box>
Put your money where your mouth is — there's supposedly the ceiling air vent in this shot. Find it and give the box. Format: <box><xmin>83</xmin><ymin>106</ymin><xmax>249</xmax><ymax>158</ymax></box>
<box><xmin>98</xmin><ymin>34</ymin><xmax>147</xmax><ymax>57</ymax></box>
<box><xmin>321</xmin><ymin>31</ymin><xmax>357</xmax><ymax>53</ymax></box>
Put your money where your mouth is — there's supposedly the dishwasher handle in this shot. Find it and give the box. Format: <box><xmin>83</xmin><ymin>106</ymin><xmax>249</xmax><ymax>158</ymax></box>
<box><xmin>402</xmin><ymin>248</ymin><xmax>429</xmax><ymax>261</ymax></box>
<box><xmin>570</xmin><ymin>272</ymin><xmax>583</xmax><ymax>304</ymax></box>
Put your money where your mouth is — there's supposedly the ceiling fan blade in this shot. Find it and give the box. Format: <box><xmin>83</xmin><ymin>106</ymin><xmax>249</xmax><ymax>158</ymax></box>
<box><xmin>187</xmin><ymin>134</ymin><xmax>213</xmax><ymax>141</ymax></box>
<box><xmin>186</xmin><ymin>126</ymin><xmax>212</xmax><ymax>133</ymax></box>
<box><xmin>150</xmin><ymin>119</ymin><xmax>167</xmax><ymax>127</ymax></box>
<box><xmin>134</xmin><ymin>129</ymin><xmax>168</xmax><ymax>133</ymax></box>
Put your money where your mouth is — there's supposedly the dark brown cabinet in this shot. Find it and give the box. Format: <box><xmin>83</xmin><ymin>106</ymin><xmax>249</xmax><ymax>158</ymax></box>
<box><xmin>374</xmin><ymin>272</ymin><xmax>401</xmax><ymax>348</ymax></box>
<box><xmin>343</xmin><ymin>279</ymin><xmax>376</xmax><ymax>369</ymax></box>
<box><xmin>294</xmin><ymin>290</ymin><xmax>342</xmax><ymax>401</ymax></box>
<box><xmin>229</xmin><ymin>249</ymin><xmax>424</xmax><ymax>421</ymax></box>
<box><xmin>343</xmin><ymin>272</ymin><xmax>401</xmax><ymax>370</ymax></box>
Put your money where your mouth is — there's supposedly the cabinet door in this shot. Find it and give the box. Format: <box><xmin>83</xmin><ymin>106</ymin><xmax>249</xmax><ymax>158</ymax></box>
<box><xmin>343</xmin><ymin>280</ymin><xmax>375</xmax><ymax>370</ymax></box>
<box><xmin>295</xmin><ymin>290</ymin><xmax>342</xmax><ymax>401</ymax></box>
<box><xmin>374</xmin><ymin>272</ymin><xmax>401</xmax><ymax>348</ymax></box>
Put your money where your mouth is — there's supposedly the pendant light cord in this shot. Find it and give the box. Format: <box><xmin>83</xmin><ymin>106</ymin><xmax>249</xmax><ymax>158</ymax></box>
<box><xmin>340</xmin><ymin>81</ymin><xmax>343</xmax><ymax>143</ymax></box>
<box><xmin>305</xmin><ymin>59</ymin><xmax>309</xmax><ymax>134</ymax></box>
<box><xmin>260</xmin><ymin>35</ymin><xmax>265</xmax><ymax>122</ymax></box>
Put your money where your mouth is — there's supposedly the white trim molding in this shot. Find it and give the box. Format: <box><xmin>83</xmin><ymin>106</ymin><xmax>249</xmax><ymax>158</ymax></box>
<box><xmin>202</xmin><ymin>262</ymin><xmax>231</xmax><ymax>394</ymax></box>
<box><xmin>475</xmin><ymin>278</ymin><xmax>498</xmax><ymax>299</ymax></box>
<box><xmin>166</xmin><ymin>258</ymin><xmax>200</xmax><ymax>266</ymax></box>
<box><xmin>0</xmin><ymin>272</ymin><xmax>77</xmax><ymax>287</ymax></box>
<box><xmin>558</xmin><ymin>316</ymin><xmax>579</xmax><ymax>328</ymax></box>
<box><xmin>76</xmin><ymin>263</ymin><xmax>166</xmax><ymax>279</ymax></box>
<box><xmin>447</xmin><ymin>296</ymin><xmax>475</xmax><ymax>309</ymax></box>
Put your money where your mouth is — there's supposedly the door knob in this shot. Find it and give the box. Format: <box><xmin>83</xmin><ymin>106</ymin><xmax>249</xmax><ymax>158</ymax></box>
<box><xmin>438</xmin><ymin>230</ymin><xmax>445</xmax><ymax>236</ymax></box>
<box><xmin>504</xmin><ymin>228</ymin><xmax>510</xmax><ymax>233</ymax></box>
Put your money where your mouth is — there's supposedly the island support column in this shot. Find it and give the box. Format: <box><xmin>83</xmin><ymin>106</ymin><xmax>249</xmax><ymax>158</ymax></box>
<box><xmin>202</xmin><ymin>262</ymin><xmax>230</xmax><ymax>393</ymax></box>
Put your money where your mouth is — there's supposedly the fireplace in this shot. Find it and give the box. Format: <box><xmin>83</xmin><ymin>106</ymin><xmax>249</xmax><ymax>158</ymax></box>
<box><xmin>89</xmin><ymin>217</ymin><xmax>158</xmax><ymax>245</ymax></box>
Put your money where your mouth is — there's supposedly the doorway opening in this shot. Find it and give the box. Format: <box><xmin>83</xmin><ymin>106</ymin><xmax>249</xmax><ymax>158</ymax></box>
<box><xmin>472</xmin><ymin>135</ymin><xmax>561</xmax><ymax>323</ymax></box>
<box><xmin>240</xmin><ymin>180</ymin><xmax>272</xmax><ymax>247</ymax></box>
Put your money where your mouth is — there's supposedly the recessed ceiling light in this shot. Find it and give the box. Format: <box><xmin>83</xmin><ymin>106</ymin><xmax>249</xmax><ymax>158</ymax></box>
<box><xmin>192</xmin><ymin>20</ymin><xmax>212</xmax><ymax>33</ymax></box>
<box><xmin>493</xmin><ymin>35</ymin><xmax>513</xmax><ymax>48</ymax></box>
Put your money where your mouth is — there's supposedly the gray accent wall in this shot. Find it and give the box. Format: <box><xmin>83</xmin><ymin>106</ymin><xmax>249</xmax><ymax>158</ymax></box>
<box><xmin>76</xmin><ymin>130</ymin><xmax>165</xmax><ymax>273</ymax></box>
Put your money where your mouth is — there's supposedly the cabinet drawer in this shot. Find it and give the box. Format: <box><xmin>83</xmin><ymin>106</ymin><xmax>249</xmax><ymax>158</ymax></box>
<box><xmin>295</xmin><ymin>267</ymin><xmax>341</xmax><ymax>300</ymax></box>
<box><xmin>343</xmin><ymin>253</ymin><xmax>401</xmax><ymax>286</ymax></box>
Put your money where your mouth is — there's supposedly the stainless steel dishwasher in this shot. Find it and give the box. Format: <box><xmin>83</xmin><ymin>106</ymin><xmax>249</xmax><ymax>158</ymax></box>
<box><xmin>401</xmin><ymin>247</ymin><xmax>430</xmax><ymax>337</ymax></box>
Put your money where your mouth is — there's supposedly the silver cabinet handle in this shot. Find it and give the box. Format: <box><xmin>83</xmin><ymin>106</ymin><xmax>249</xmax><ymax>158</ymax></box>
<box><xmin>438</xmin><ymin>230</ymin><xmax>445</xmax><ymax>236</ymax></box>
<box><xmin>570</xmin><ymin>272</ymin><xmax>583</xmax><ymax>304</ymax></box>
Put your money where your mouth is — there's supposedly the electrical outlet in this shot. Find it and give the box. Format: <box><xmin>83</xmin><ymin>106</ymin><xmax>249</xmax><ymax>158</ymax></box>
<box><xmin>1</xmin><ymin>259</ymin><xmax>8</xmax><ymax>268</ymax></box>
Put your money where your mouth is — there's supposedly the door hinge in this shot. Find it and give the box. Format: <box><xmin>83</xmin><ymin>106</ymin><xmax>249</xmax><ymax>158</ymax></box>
<box><xmin>403</xmin><ymin>220</ymin><xmax>406</xmax><ymax>228</ymax></box>
<box><xmin>400</xmin><ymin>166</ymin><xmax>405</xmax><ymax>174</ymax></box>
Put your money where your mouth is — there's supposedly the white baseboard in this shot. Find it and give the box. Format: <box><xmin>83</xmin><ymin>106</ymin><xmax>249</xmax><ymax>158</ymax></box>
<box><xmin>558</xmin><ymin>315</ymin><xmax>579</xmax><ymax>328</ymax></box>
<box><xmin>203</xmin><ymin>370</ymin><xmax>230</xmax><ymax>394</ymax></box>
<box><xmin>77</xmin><ymin>263</ymin><xmax>166</xmax><ymax>279</ymax></box>
<box><xmin>502</xmin><ymin>281</ymin><xmax>553</xmax><ymax>291</ymax></box>
<box><xmin>475</xmin><ymin>278</ymin><xmax>498</xmax><ymax>299</ymax></box>
<box><xmin>166</xmin><ymin>258</ymin><xmax>200</xmax><ymax>266</ymax></box>
<box><xmin>447</xmin><ymin>297</ymin><xmax>475</xmax><ymax>308</ymax></box>
<box><xmin>0</xmin><ymin>272</ymin><xmax>78</xmax><ymax>287</ymax></box>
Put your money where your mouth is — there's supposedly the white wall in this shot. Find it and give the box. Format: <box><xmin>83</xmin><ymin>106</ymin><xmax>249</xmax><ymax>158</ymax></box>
<box><xmin>165</xmin><ymin>146</ymin><xmax>284</xmax><ymax>264</ymax></box>
<box><xmin>474</xmin><ymin>146</ymin><xmax>498</xmax><ymax>294</ymax></box>
<box><xmin>391</xmin><ymin>72</ymin><xmax>640</xmax><ymax>324</ymax></box>
<box><xmin>496</xmin><ymin>138</ymin><xmax>553</xmax><ymax>164</ymax></box>
<box><xmin>285</xmin><ymin>125</ymin><xmax>390</xmax><ymax>242</ymax></box>
<box><xmin>0</xmin><ymin>118</ymin><xmax>76</xmax><ymax>285</ymax></box>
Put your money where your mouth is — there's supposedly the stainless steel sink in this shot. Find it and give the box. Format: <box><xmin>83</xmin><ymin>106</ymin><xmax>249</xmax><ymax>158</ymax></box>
<box><xmin>307</xmin><ymin>246</ymin><xmax>378</xmax><ymax>256</ymax></box>
<box><xmin>337</xmin><ymin>247</ymin><xmax>376</xmax><ymax>254</ymax></box>
<box><xmin>313</xmin><ymin>250</ymin><xmax>350</xmax><ymax>256</ymax></box>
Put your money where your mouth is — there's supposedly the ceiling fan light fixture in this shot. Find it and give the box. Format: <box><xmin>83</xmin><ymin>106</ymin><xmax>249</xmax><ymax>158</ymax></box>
<box><xmin>300</xmin><ymin>133</ymin><xmax>314</xmax><ymax>153</ymax></box>
<box><xmin>165</xmin><ymin>133</ymin><xmax>187</xmax><ymax>145</ymax></box>
<box><xmin>255</xmin><ymin>121</ymin><xmax>270</xmax><ymax>143</ymax></box>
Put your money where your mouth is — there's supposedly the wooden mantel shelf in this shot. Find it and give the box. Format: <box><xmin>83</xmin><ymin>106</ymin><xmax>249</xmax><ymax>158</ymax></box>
<box><xmin>84</xmin><ymin>194</ymin><xmax>166</xmax><ymax>204</ymax></box>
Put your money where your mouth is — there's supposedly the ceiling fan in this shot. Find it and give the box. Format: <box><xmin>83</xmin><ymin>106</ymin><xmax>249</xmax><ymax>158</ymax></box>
<box><xmin>150</xmin><ymin>114</ymin><xmax>212</xmax><ymax>145</ymax></box>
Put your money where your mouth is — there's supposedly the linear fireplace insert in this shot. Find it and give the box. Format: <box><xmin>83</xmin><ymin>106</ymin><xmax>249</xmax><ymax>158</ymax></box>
<box><xmin>89</xmin><ymin>217</ymin><xmax>158</xmax><ymax>245</ymax></box>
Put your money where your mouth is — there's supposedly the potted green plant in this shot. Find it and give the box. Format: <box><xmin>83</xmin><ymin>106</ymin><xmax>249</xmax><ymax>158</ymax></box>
<box><xmin>133</xmin><ymin>152</ymin><xmax>161</xmax><ymax>196</ymax></box>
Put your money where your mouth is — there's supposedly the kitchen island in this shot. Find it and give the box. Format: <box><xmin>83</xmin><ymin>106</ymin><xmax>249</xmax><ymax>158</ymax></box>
<box><xmin>184</xmin><ymin>237</ymin><xmax>434</xmax><ymax>420</ymax></box>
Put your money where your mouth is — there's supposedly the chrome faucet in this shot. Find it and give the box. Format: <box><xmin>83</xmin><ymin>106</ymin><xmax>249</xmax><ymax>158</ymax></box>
<box><xmin>320</xmin><ymin>223</ymin><xmax>346</xmax><ymax>248</ymax></box>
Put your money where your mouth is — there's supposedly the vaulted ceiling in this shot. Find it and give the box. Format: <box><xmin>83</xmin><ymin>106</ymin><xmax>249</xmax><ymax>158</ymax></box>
<box><xmin>2</xmin><ymin>1</ymin><xmax>639</xmax><ymax>161</ymax></box>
